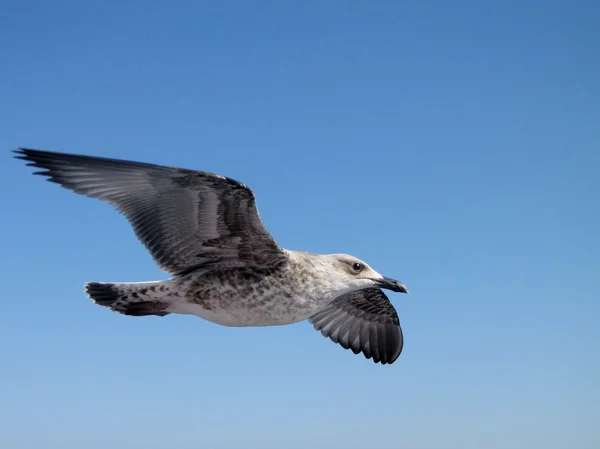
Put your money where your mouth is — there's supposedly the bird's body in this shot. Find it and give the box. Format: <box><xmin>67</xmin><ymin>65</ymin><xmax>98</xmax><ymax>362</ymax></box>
<box><xmin>15</xmin><ymin>148</ymin><xmax>409</xmax><ymax>364</ymax></box>
<box><xmin>173</xmin><ymin>251</ymin><xmax>355</xmax><ymax>327</ymax></box>
<box><xmin>93</xmin><ymin>251</ymin><xmax>359</xmax><ymax>327</ymax></box>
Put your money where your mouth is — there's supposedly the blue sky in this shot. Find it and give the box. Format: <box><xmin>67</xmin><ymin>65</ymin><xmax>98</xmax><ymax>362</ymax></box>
<box><xmin>1</xmin><ymin>1</ymin><xmax>598</xmax><ymax>448</ymax></box>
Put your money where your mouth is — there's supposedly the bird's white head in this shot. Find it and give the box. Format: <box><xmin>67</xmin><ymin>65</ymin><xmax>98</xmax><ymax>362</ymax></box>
<box><xmin>324</xmin><ymin>254</ymin><xmax>408</xmax><ymax>295</ymax></box>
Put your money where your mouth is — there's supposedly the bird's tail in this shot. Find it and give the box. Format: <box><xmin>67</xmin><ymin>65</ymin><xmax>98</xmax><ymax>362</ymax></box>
<box><xmin>85</xmin><ymin>281</ymin><xmax>173</xmax><ymax>316</ymax></box>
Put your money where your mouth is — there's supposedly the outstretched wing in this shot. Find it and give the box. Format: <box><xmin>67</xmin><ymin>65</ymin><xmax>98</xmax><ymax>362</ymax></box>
<box><xmin>15</xmin><ymin>148</ymin><xmax>287</xmax><ymax>274</ymax></box>
<box><xmin>309</xmin><ymin>288</ymin><xmax>403</xmax><ymax>365</ymax></box>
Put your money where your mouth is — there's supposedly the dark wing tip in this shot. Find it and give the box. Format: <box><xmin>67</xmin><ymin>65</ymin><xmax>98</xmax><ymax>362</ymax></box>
<box><xmin>13</xmin><ymin>147</ymin><xmax>29</xmax><ymax>155</ymax></box>
<box><xmin>13</xmin><ymin>148</ymin><xmax>70</xmax><ymax>183</ymax></box>
<box><xmin>14</xmin><ymin>147</ymin><xmax>60</xmax><ymax>168</ymax></box>
<box><xmin>309</xmin><ymin>288</ymin><xmax>404</xmax><ymax>366</ymax></box>
<box><xmin>378</xmin><ymin>325</ymin><xmax>403</xmax><ymax>365</ymax></box>
<box><xmin>14</xmin><ymin>148</ymin><xmax>53</xmax><ymax>178</ymax></box>
<box><xmin>13</xmin><ymin>147</ymin><xmax>48</xmax><ymax>159</ymax></box>
<box><xmin>13</xmin><ymin>147</ymin><xmax>37</xmax><ymax>163</ymax></box>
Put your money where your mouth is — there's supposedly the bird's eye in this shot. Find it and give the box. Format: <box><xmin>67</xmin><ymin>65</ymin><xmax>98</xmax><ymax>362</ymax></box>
<box><xmin>352</xmin><ymin>262</ymin><xmax>364</xmax><ymax>273</ymax></box>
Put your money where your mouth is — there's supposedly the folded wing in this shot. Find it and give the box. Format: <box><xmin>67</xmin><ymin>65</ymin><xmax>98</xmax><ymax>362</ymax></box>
<box><xmin>309</xmin><ymin>288</ymin><xmax>403</xmax><ymax>365</ymax></box>
<box><xmin>15</xmin><ymin>148</ymin><xmax>287</xmax><ymax>274</ymax></box>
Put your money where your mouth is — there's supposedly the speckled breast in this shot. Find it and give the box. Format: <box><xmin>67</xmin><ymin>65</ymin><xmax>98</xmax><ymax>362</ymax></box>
<box><xmin>174</xmin><ymin>266</ymin><xmax>325</xmax><ymax>327</ymax></box>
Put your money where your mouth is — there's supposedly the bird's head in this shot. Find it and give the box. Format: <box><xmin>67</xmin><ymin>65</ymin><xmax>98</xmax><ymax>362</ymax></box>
<box><xmin>326</xmin><ymin>254</ymin><xmax>408</xmax><ymax>294</ymax></box>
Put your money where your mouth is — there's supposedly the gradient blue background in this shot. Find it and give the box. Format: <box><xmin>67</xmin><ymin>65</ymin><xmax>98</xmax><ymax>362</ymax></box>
<box><xmin>1</xmin><ymin>1</ymin><xmax>598</xmax><ymax>448</ymax></box>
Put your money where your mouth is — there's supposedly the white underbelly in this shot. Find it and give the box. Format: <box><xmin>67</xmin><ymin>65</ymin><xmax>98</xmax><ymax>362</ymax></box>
<box><xmin>166</xmin><ymin>300</ymin><xmax>315</xmax><ymax>327</ymax></box>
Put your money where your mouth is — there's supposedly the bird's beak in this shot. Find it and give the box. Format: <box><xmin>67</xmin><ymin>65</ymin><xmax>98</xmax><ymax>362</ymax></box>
<box><xmin>374</xmin><ymin>277</ymin><xmax>408</xmax><ymax>293</ymax></box>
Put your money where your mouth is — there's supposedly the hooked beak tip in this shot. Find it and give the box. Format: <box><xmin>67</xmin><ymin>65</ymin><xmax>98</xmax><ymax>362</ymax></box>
<box><xmin>376</xmin><ymin>277</ymin><xmax>409</xmax><ymax>294</ymax></box>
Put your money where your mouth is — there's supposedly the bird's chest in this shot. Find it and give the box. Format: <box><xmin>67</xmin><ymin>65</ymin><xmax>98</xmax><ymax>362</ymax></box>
<box><xmin>178</xmin><ymin>268</ymin><xmax>326</xmax><ymax>326</ymax></box>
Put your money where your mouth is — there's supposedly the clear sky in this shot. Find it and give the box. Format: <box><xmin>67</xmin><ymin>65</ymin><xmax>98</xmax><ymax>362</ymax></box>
<box><xmin>1</xmin><ymin>1</ymin><xmax>598</xmax><ymax>448</ymax></box>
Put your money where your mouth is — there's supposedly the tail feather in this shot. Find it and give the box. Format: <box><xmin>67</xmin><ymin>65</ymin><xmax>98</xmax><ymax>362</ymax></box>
<box><xmin>85</xmin><ymin>281</ymin><xmax>171</xmax><ymax>317</ymax></box>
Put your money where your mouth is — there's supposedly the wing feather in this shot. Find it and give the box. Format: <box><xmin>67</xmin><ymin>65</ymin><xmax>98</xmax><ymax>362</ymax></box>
<box><xmin>15</xmin><ymin>148</ymin><xmax>287</xmax><ymax>274</ymax></box>
<box><xmin>309</xmin><ymin>288</ymin><xmax>403</xmax><ymax>365</ymax></box>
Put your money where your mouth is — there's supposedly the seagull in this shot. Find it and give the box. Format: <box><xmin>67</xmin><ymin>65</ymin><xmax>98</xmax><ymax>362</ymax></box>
<box><xmin>14</xmin><ymin>148</ymin><xmax>409</xmax><ymax>365</ymax></box>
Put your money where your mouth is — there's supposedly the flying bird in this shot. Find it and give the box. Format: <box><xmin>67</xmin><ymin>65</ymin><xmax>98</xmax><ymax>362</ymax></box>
<box><xmin>14</xmin><ymin>148</ymin><xmax>409</xmax><ymax>364</ymax></box>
